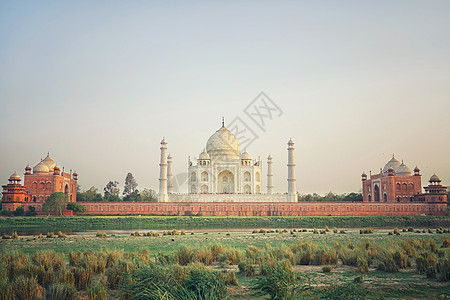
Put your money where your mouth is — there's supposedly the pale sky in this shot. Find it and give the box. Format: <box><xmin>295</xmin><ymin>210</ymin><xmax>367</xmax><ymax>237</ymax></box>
<box><xmin>1</xmin><ymin>1</ymin><xmax>449</xmax><ymax>195</ymax></box>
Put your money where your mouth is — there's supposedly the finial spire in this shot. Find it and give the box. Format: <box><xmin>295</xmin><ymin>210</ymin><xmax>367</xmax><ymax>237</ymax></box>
<box><xmin>222</xmin><ymin>117</ymin><xmax>224</xmax><ymax>127</ymax></box>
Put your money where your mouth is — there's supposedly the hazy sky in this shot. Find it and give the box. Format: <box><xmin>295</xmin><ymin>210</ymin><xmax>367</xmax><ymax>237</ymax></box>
<box><xmin>1</xmin><ymin>1</ymin><xmax>449</xmax><ymax>195</ymax></box>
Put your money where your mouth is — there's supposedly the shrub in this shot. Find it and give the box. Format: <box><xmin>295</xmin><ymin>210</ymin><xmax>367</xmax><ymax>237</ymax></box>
<box><xmin>57</xmin><ymin>231</ymin><xmax>66</xmax><ymax>238</ymax></box>
<box><xmin>226</xmin><ymin>232</ymin><xmax>231</xmax><ymax>236</ymax></box>
<box><xmin>252</xmin><ymin>229</ymin><xmax>258</xmax><ymax>234</ymax></box>
<box><xmin>360</xmin><ymin>228</ymin><xmax>374</xmax><ymax>234</ymax></box>
<box><xmin>442</xmin><ymin>237</ymin><xmax>450</xmax><ymax>248</ymax></box>
<box><xmin>181</xmin><ymin>229</ymin><xmax>186</xmax><ymax>235</ymax></box>
<box><xmin>73</xmin><ymin>267</ymin><xmax>93</xmax><ymax>289</ymax></box>
<box><xmin>11</xmin><ymin>275</ymin><xmax>44</xmax><ymax>300</ymax></box>
<box><xmin>47</xmin><ymin>232</ymin><xmax>55</xmax><ymax>238</ymax></box>
<box><xmin>408</xmin><ymin>227</ymin><xmax>414</xmax><ymax>232</ymax></box>
<box><xmin>313</xmin><ymin>228</ymin><xmax>319</xmax><ymax>234</ymax></box>
<box><xmin>322</xmin><ymin>265</ymin><xmax>332</xmax><ymax>273</ymax></box>
<box><xmin>394</xmin><ymin>228</ymin><xmax>400</xmax><ymax>235</ymax></box>
<box><xmin>224</xmin><ymin>271</ymin><xmax>239</xmax><ymax>285</ymax></box>
<box><xmin>46</xmin><ymin>283</ymin><xmax>77</xmax><ymax>300</ymax></box>
<box><xmin>259</xmin><ymin>228</ymin><xmax>266</xmax><ymax>233</ymax></box>
<box><xmin>2</xmin><ymin>234</ymin><xmax>11</xmax><ymax>240</ymax></box>
<box><xmin>66</xmin><ymin>202</ymin><xmax>87</xmax><ymax>213</ymax></box>
<box><xmin>253</xmin><ymin>260</ymin><xmax>298</xmax><ymax>300</ymax></box>
<box><xmin>416</xmin><ymin>251</ymin><xmax>438</xmax><ymax>274</ymax></box>
<box><xmin>25</xmin><ymin>206</ymin><xmax>38</xmax><ymax>216</ymax></box>
<box><xmin>88</xmin><ymin>283</ymin><xmax>107</xmax><ymax>300</ymax></box>
<box><xmin>0</xmin><ymin>209</ymin><xmax>11</xmax><ymax>216</ymax></box>
<box><xmin>172</xmin><ymin>230</ymin><xmax>179</xmax><ymax>236</ymax></box>
<box><xmin>11</xmin><ymin>232</ymin><xmax>19</xmax><ymax>240</ymax></box>
<box><xmin>357</xmin><ymin>257</ymin><xmax>369</xmax><ymax>273</ymax></box>
<box><xmin>339</xmin><ymin>230</ymin><xmax>346</xmax><ymax>234</ymax></box>
<box><xmin>437</xmin><ymin>257</ymin><xmax>450</xmax><ymax>282</ymax></box>
<box><xmin>333</xmin><ymin>228</ymin><xmax>338</xmax><ymax>233</ymax></box>
<box><xmin>12</xmin><ymin>206</ymin><xmax>24</xmax><ymax>216</ymax></box>
<box><xmin>96</xmin><ymin>231</ymin><xmax>107</xmax><ymax>237</ymax></box>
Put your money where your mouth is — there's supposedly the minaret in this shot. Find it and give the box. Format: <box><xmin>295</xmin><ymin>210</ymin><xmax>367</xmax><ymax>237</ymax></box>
<box><xmin>267</xmin><ymin>154</ymin><xmax>274</xmax><ymax>194</ymax></box>
<box><xmin>158</xmin><ymin>138</ymin><xmax>168</xmax><ymax>202</ymax></box>
<box><xmin>167</xmin><ymin>154</ymin><xmax>173</xmax><ymax>193</ymax></box>
<box><xmin>287</xmin><ymin>138</ymin><xmax>296</xmax><ymax>202</ymax></box>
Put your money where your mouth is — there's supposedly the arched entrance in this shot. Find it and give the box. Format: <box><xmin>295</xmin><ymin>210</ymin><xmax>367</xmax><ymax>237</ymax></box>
<box><xmin>374</xmin><ymin>185</ymin><xmax>380</xmax><ymax>202</ymax></box>
<box><xmin>64</xmin><ymin>184</ymin><xmax>69</xmax><ymax>195</ymax></box>
<box><xmin>217</xmin><ymin>170</ymin><xmax>234</xmax><ymax>193</ymax></box>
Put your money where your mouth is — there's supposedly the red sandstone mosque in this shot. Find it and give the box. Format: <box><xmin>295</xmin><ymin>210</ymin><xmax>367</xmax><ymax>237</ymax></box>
<box><xmin>1</xmin><ymin>154</ymin><xmax>77</xmax><ymax>212</ymax></box>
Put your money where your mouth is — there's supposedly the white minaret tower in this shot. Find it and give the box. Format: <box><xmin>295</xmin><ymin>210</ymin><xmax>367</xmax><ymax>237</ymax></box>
<box><xmin>287</xmin><ymin>138</ymin><xmax>296</xmax><ymax>202</ymax></box>
<box><xmin>158</xmin><ymin>137</ymin><xmax>168</xmax><ymax>202</ymax></box>
<box><xmin>267</xmin><ymin>154</ymin><xmax>274</xmax><ymax>194</ymax></box>
<box><xmin>167</xmin><ymin>154</ymin><xmax>173</xmax><ymax>194</ymax></box>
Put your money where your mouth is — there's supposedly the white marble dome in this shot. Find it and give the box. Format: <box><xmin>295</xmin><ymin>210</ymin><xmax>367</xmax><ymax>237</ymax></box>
<box><xmin>206</xmin><ymin>125</ymin><xmax>241</xmax><ymax>160</ymax></box>
<box><xmin>395</xmin><ymin>162</ymin><xmax>411</xmax><ymax>176</ymax></box>
<box><xmin>41</xmin><ymin>154</ymin><xmax>57</xmax><ymax>170</ymax></box>
<box><xmin>382</xmin><ymin>156</ymin><xmax>401</xmax><ymax>175</ymax></box>
<box><xmin>33</xmin><ymin>161</ymin><xmax>49</xmax><ymax>173</ymax></box>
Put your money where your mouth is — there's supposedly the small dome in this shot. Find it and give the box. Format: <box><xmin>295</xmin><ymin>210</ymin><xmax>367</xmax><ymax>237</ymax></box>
<box><xmin>25</xmin><ymin>165</ymin><xmax>32</xmax><ymax>170</ymax></box>
<box><xmin>33</xmin><ymin>161</ymin><xmax>49</xmax><ymax>173</ymax></box>
<box><xmin>167</xmin><ymin>154</ymin><xmax>172</xmax><ymax>160</ymax></box>
<box><xmin>199</xmin><ymin>151</ymin><xmax>210</xmax><ymax>160</ymax></box>
<box><xmin>73</xmin><ymin>171</ymin><xmax>78</xmax><ymax>176</ymax></box>
<box><xmin>382</xmin><ymin>155</ymin><xmax>401</xmax><ymax>175</ymax></box>
<box><xmin>54</xmin><ymin>165</ymin><xmax>60</xmax><ymax>170</ymax></box>
<box><xmin>395</xmin><ymin>162</ymin><xmax>411</xmax><ymax>176</ymax></box>
<box><xmin>9</xmin><ymin>172</ymin><xmax>21</xmax><ymax>181</ymax></box>
<box><xmin>414</xmin><ymin>166</ymin><xmax>420</xmax><ymax>172</ymax></box>
<box><xmin>241</xmin><ymin>151</ymin><xmax>251</xmax><ymax>160</ymax></box>
<box><xmin>268</xmin><ymin>154</ymin><xmax>272</xmax><ymax>160</ymax></box>
<box><xmin>429</xmin><ymin>174</ymin><xmax>441</xmax><ymax>182</ymax></box>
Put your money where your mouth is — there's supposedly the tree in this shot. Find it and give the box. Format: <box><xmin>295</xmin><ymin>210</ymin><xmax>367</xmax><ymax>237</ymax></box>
<box><xmin>104</xmin><ymin>181</ymin><xmax>121</xmax><ymax>201</ymax></box>
<box><xmin>140</xmin><ymin>188</ymin><xmax>157</xmax><ymax>202</ymax></box>
<box><xmin>123</xmin><ymin>173</ymin><xmax>138</xmax><ymax>196</ymax></box>
<box><xmin>67</xmin><ymin>202</ymin><xmax>87</xmax><ymax>213</ymax></box>
<box><xmin>12</xmin><ymin>206</ymin><xmax>24</xmax><ymax>216</ymax></box>
<box><xmin>43</xmin><ymin>192</ymin><xmax>69</xmax><ymax>216</ymax></box>
<box><xmin>77</xmin><ymin>186</ymin><xmax>103</xmax><ymax>202</ymax></box>
<box><xmin>25</xmin><ymin>206</ymin><xmax>38</xmax><ymax>216</ymax></box>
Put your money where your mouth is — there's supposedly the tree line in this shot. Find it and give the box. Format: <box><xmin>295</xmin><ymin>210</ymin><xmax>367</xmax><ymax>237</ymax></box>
<box><xmin>77</xmin><ymin>172</ymin><xmax>157</xmax><ymax>202</ymax></box>
<box><xmin>298</xmin><ymin>192</ymin><xmax>363</xmax><ymax>202</ymax></box>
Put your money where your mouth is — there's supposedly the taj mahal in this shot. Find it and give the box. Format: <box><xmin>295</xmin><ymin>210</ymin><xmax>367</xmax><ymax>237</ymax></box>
<box><xmin>158</xmin><ymin>119</ymin><xmax>297</xmax><ymax>202</ymax></box>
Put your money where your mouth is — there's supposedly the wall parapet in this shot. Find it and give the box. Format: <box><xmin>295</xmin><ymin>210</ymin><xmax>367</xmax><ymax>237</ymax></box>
<box><xmin>77</xmin><ymin>201</ymin><xmax>448</xmax><ymax>216</ymax></box>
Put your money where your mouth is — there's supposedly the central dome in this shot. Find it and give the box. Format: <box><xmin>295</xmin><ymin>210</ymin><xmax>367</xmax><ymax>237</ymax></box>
<box><xmin>206</xmin><ymin>125</ymin><xmax>241</xmax><ymax>160</ymax></box>
<box><xmin>382</xmin><ymin>155</ymin><xmax>401</xmax><ymax>175</ymax></box>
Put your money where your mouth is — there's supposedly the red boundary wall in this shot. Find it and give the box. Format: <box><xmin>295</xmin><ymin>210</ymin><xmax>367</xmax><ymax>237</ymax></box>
<box><xmin>77</xmin><ymin>202</ymin><xmax>448</xmax><ymax>216</ymax></box>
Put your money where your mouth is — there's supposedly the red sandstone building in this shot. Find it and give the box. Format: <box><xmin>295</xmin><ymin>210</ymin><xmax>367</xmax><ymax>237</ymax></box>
<box><xmin>362</xmin><ymin>155</ymin><xmax>447</xmax><ymax>205</ymax></box>
<box><xmin>1</xmin><ymin>154</ymin><xmax>77</xmax><ymax>212</ymax></box>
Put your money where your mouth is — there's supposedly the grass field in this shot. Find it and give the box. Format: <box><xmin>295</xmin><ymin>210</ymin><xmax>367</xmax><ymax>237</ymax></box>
<box><xmin>1</xmin><ymin>215</ymin><xmax>449</xmax><ymax>234</ymax></box>
<box><xmin>1</xmin><ymin>215</ymin><xmax>449</xmax><ymax>299</ymax></box>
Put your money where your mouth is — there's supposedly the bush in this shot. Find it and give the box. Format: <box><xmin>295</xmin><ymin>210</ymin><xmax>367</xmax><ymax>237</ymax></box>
<box><xmin>442</xmin><ymin>237</ymin><xmax>450</xmax><ymax>248</ymax></box>
<box><xmin>333</xmin><ymin>228</ymin><xmax>338</xmax><ymax>233</ymax></box>
<box><xmin>73</xmin><ymin>267</ymin><xmax>93</xmax><ymax>289</ymax></box>
<box><xmin>253</xmin><ymin>260</ymin><xmax>299</xmax><ymax>300</ymax></box>
<box><xmin>416</xmin><ymin>251</ymin><xmax>438</xmax><ymax>274</ymax></box>
<box><xmin>57</xmin><ymin>231</ymin><xmax>66</xmax><ymax>238</ymax></box>
<box><xmin>47</xmin><ymin>283</ymin><xmax>77</xmax><ymax>300</ymax></box>
<box><xmin>11</xmin><ymin>275</ymin><xmax>44</xmax><ymax>300</ymax></box>
<box><xmin>96</xmin><ymin>231</ymin><xmax>107</xmax><ymax>237</ymax></box>
<box><xmin>47</xmin><ymin>232</ymin><xmax>55</xmax><ymax>238</ymax></box>
<box><xmin>322</xmin><ymin>265</ymin><xmax>332</xmax><ymax>273</ymax></box>
<box><xmin>12</xmin><ymin>206</ymin><xmax>24</xmax><ymax>216</ymax></box>
<box><xmin>0</xmin><ymin>209</ymin><xmax>11</xmax><ymax>216</ymax></box>
<box><xmin>25</xmin><ymin>206</ymin><xmax>38</xmax><ymax>216</ymax></box>
<box><xmin>88</xmin><ymin>283</ymin><xmax>107</xmax><ymax>300</ymax></box>
<box><xmin>67</xmin><ymin>202</ymin><xmax>87</xmax><ymax>213</ymax></box>
<box><xmin>224</xmin><ymin>272</ymin><xmax>239</xmax><ymax>285</ymax></box>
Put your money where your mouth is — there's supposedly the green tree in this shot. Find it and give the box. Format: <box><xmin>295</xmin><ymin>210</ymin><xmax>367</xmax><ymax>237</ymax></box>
<box><xmin>140</xmin><ymin>188</ymin><xmax>157</xmax><ymax>202</ymax></box>
<box><xmin>12</xmin><ymin>206</ymin><xmax>24</xmax><ymax>216</ymax></box>
<box><xmin>104</xmin><ymin>181</ymin><xmax>121</xmax><ymax>201</ymax></box>
<box><xmin>43</xmin><ymin>192</ymin><xmax>69</xmax><ymax>216</ymax></box>
<box><xmin>67</xmin><ymin>202</ymin><xmax>87</xmax><ymax>213</ymax></box>
<box><xmin>25</xmin><ymin>206</ymin><xmax>38</xmax><ymax>216</ymax></box>
<box><xmin>123</xmin><ymin>173</ymin><xmax>138</xmax><ymax>196</ymax></box>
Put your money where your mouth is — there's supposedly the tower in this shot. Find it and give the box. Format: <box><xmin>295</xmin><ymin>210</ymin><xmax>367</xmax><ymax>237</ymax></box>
<box><xmin>267</xmin><ymin>154</ymin><xmax>274</xmax><ymax>194</ymax></box>
<box><xmin>167</xmin><ymin>154</ymin><xmax>173</xmax><ymax>193</ymax></box>
<box><xmin>158</xmin><ymin>138</ymin><xmax>168</xmax><ymax>202</ymax></box>
<box><xmin>287</xmin><ymin>138</ymin><xmax>296</xmax><ymax>202</ymax></box>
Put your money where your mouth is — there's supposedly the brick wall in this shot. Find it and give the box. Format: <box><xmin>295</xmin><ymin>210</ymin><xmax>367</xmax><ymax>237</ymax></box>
<box><xmin>77</xmin><ymin>201</ymin><xmax>448</xmax><ymax>216</ymax></box>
